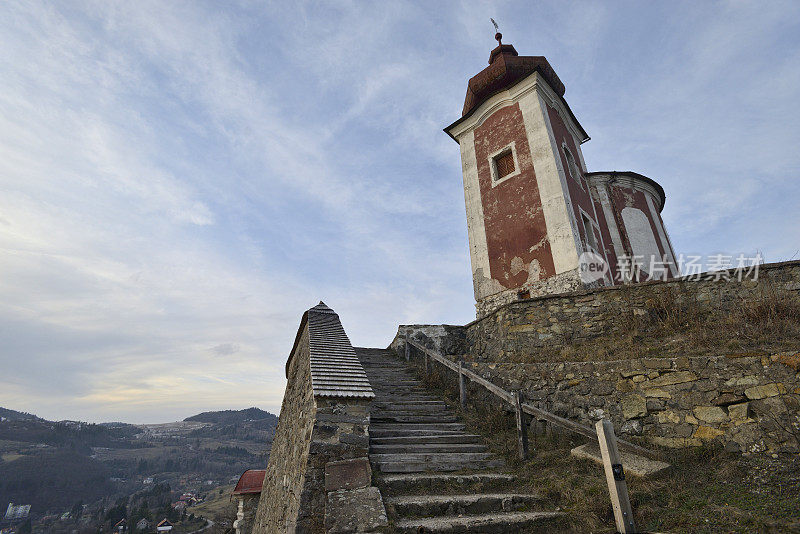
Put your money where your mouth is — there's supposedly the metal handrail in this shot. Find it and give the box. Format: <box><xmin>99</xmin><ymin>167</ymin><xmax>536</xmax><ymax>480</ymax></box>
<box><xmin>403</xmin><ymin>336</ymin><xmax>658</xmax><ymax>460</ymax></box>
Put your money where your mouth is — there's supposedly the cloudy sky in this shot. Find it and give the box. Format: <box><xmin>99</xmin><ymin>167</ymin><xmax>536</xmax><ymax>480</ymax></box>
<box><xmin>1</xmin><ymin>1</ymin><xmax>798</xmax><ymax>423</ymax></box>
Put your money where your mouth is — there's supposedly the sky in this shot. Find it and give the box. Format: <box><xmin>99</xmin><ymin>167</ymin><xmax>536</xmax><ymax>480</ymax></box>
<box><xmin>1</xmin><ymin>1</ymin><xmax>798</xmax><ymax>423</ymax></box>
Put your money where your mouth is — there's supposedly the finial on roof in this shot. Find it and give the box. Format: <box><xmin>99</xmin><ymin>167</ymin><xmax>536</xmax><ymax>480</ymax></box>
<box><xmin>490</xmin><ymin>18</ymin><xmax>502</xmax><ymax>45</ymax></box>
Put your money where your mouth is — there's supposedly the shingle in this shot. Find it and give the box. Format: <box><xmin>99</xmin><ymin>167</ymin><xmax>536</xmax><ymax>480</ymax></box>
<box><xmin>306</xmin><ymin>302</ymin><xmax>374</xmax><ymax>399</ymax></box>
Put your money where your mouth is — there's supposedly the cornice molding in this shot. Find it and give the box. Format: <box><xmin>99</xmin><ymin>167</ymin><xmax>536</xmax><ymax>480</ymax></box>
<box><xmin>446</xmin><ymin>72</ymin><xmax>588</xmax><ymax>146</ymax></box>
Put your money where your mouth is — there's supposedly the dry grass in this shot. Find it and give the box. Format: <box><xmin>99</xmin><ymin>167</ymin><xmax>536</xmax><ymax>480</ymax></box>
<box><xmin>420</xmin><ymin>367</ymin><xmax>800</xmax><ymax>534</ymax></box>
<box><xmin>509</xmin><ymin>284</ymin><xmax>800</xmax><ymax>364</ymax></box>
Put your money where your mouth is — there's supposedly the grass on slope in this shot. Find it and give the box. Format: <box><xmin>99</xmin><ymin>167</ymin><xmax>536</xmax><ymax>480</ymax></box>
<box><xmin>506</xmin><ymin>283</ymin><xmax>800</xmax><ymax>363</ymax></box>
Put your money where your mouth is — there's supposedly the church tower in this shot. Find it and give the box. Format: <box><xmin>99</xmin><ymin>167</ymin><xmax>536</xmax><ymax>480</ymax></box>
<box><xmin>445</xmin><ymin>34</ymin><xmax>678</xmax><ymax>317</ymax></box>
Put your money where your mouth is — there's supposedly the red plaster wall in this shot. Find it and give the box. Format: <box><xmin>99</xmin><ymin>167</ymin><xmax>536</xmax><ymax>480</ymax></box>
<box><xmin>473</xmin><ymin>103</ymin><xmax>555</xmax><ymax>289</ymax></box>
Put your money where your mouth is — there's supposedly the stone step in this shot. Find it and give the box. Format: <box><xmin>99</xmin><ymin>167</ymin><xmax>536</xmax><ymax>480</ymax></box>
<box><xmin>371</xmin><ymin>415</ymin><xmax>459</xmax><ymax>424</ymax></box>
<box><xmin>370</xmin><ymin>429</ymin><xmax>469</xmax><ymax>439</ymax></box>
<box><xmin>393</xmin><ymin>511</ymin><xmax>562</xmax><ymax>533</ymax></box>
<box><xmin>377</xmin><ymin>472</ymin><xmax>515</xmax><ymax>494</ymax></box>
<box><xmin>373</xmin><ymin>389</ymin><xmax>441</xmax><ymax>402</ymax></box>
<box><xmin>372</xmin><ymin>398</ymin><xmax>447</xmax><ymax>407</ymax></box>
<box><xmin>370</xmin><ymin>423</ymin><xmax>466</xmax><ymax>432</ymax></box>
<box><xmin>371</xmin><ymin>434</ymin><xmax>483</xmax><ymax>445</ymax></box>
<box><xmin>371</xmin><ymin>453</ymin><xmax>505</xmax><ymax>473</ymax></box>
<box><xmin>387</xmin><ymin>493</ymin><xmax>543</xmax><ymax>518</ymax></box>
<box><xmin>370</xmin><ymin>443</ymin><xmax>487</xmax><ymax>454</ymax></box>
<box><xmin>374</xmin><ymin>458</ymin><xmax>505</xmax><ymax>473</ymax></box>
<box><xmin>372</xmin><ymin>404</ymin><xmax>448</xmax><ymax>411</ymax></box>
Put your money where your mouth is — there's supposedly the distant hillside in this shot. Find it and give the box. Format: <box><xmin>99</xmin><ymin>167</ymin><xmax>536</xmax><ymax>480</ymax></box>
<box><xmin>0</xmin><ymin>449</ymin><xmax>114</xmax><ymax>513</ymax></box>
<box><xmin>0</xmin><ymin>407</ymin><xmax>39</xmax><ymax>421</ymax></box>
<box><xmin>185</xmin><ymin>407</ymin><xmax>277</xmax><ymax>425</ymax></box>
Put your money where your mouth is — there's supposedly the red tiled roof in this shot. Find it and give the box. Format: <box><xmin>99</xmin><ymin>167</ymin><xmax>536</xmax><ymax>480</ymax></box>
<box><xmin>232</xmin><ymin>469</ymin><xmax>266</xmax><ymax>495</ymax></box>
<box><xmin>463</xmin><ymin>43</ymin><xmax>564</xmax><ymax>117</ymax></box>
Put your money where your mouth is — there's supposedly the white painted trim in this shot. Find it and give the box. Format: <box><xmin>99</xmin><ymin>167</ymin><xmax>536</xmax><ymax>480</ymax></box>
<box><xmin>645</xmin><ymin>193</ymin><xmax>678</xmax><ymax>276</ymax></box>
<box><xmin>561</xmin><ymin>141</ymin><xmax>585</xmax><ymax>192</ymax></box>
<box><xmin>594</xmin><ymin>183</ymin><xmax>626</xmax><ymax>261</ymax></box>
<box><xmin>578</xmin><ymin>206</ymin><xmax>600</xmax><ymax>254</ymax></box>
<box><xmin>459</xmin><ymin>130</ymin><xmax>493</xmax><ymax>298</ymax></box>
<box><xmin>488</xmin><ymin>141</ymin><xmax>522</xmax><ymax>187</ymax></box>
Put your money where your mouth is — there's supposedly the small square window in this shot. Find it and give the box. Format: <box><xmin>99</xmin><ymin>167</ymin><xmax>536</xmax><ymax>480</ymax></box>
<box><xmin>494</xmin><ymin>150</ymin><xmax>515</xmax><ymax>180</ymax></box>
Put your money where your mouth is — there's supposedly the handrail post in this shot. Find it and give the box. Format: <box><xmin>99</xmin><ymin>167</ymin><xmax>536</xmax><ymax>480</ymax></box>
<box><xmin>513</xmin><ymin>391</ymin><xmax>529</xmax><ymax>460</ymax></box>
<box><xmin>596</xmin><ymin>419</ymin><xmax>637</xmax><ymax>533</ymax></box>
<box><xmin>404</xmin><ymin>335</ymin><xmax>410</xmax><ymax>362</ymax></box>
<box><xmin>424</xmin><ymin>352</ymin><xmax>430</xmax><ymax>375</ymax></box>
<box><xmin>458</xmin><ymin>361</ymin><xmax>467</xmax><ymax>409</ymax></box>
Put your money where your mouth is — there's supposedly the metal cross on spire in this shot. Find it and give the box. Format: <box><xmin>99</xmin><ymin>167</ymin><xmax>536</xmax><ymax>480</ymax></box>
<box><xmin>490</xmin><ymin>18</ymin><xmax>502</xmax><ymax>45</ymax></box>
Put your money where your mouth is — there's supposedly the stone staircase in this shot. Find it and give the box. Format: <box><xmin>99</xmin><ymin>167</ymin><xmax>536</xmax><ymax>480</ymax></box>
<box><xmin>356</xmin><ymin>347</ymin><xmax>562</xmax><ymax>533</ymax></box>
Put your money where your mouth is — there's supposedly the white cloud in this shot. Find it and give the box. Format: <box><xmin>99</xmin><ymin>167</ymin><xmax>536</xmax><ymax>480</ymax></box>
<box><xmin>0</xmin><ymin>0</ymin><xmax>797</xmax><ymax>423</ymax></box>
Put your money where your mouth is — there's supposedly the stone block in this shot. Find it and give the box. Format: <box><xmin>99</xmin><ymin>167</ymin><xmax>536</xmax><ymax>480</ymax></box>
<box><xmin>694</xmin><ymin>425</ymin><xmax>724</xmax><ymax>440</ymax></box>
<box><xmin>651</xmin><ymin>436</ymin><xmax>702</xmax><ymax>448</ymax></box>
<box><xmin>643</xmin><ymin>358</ymin><xmax>672</xmax><ymax>370</ymax></box>
<box><xmin>325</xmin><ymin>458</ymin><xmax>371</xmax><ymax>492</ymax></box>
<box><xmin>621</xmin><ymin>419</ymin><xmax>643</xmax><ymax>435</ymax></box>
<box><xmin>655</xmin><ymin>411</ymin><xmax>680</xmax><ymax>424</ymax></box>
<box><xmin>728</xmin><ymin>402</ymin><xmax>754</xmax><ymax>425</ymax></box>
<box><xmin>570</xmin><ymin>443</ymin><xmax>670</xmax><ymax>477</ymax></box>
<box><xmin>713</xmin><ymin>392</ymin><xmax>745</xmax><ymax>406</ymax></box>
<box><xmin>724</xmin><ymin>375</ymin><xmax>760</xmax><ymax>388</ymax></box>
<box><xmin>325</xmin><ymin>486</ymin><xmax>388</xmax><ymax>534</ymax></box>
<box><xmin>745</xmin><ymin>383</ymin><xmax>786</xmax><ymax>400</ymax></box>
<box><xmin>644</xmin><ymin>388</ymin><xmax>671</xmax><ymax>399</ymax></box>
<box><xmin>648</xmin><ymin>371</ymin><xmax>697</xmax><ymax>387</ymax></box>
<box><xmin>621</xmin><ymin>394</ymin><xmax>647</xmax><ymax>419</ymax></box>
<box><xmin>693</xmin><ymin>406</ymin><xmax>728</xmax><ymax>424</ymax></box>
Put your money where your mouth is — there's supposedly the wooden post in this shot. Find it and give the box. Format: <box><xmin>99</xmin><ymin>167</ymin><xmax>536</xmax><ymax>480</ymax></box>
<box><xmin>424</xmin><ymin>353</ymin><xmax>429</xmax><ymax>375</ymax></box>
<box><xmin>596</xmin><ymin>419</ymin><xmax>637</xmax><ymax>534</ymax></box>
<box><xmin>513</xmin><ymin>392</ymin><xmax>529</xmax><ymax>460</ymax></box>
<box><xmin>404</xmin><ymin>336</ymin><xmax>410</xmax><ymax>362</ymax></box>
<box><xmin>458</xmin><ymin>361</ymin><xmax>467</xmax><ymax>409</ymax></box>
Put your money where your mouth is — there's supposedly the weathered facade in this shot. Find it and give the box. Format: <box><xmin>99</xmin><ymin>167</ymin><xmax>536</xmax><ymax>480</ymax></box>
<box><xmin>445</xmin><ymin>37</ymin><xmax>677</xmax><ymax>317</ymax></box>
<box><xmin>252</xmin><ymin>303</ymin><xmax>386</xmax><ymax>534</ymax></box>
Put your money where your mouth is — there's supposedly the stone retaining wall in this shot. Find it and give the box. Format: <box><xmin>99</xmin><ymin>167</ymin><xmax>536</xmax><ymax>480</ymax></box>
<box><xmin>462</xmin><ymin>353</ymin><xmax>800</xmax><ymax>453</ymax></box>
<box><xmin>390</xmin><ymin>261</ymin><xmax>800</xmax><ymax>453</ymax></box>
<box><xmin>465</xmin><ymin>261</ymin><xmax>800</xmax><ymax>362</ymax></box>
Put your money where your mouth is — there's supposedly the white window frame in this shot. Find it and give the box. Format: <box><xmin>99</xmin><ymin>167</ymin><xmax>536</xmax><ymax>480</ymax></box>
<box><xmin>488</xmin><ymin>142</ymin><xmax>521</xmax><ymax>187</ymax></box>
<box><xmin>562</xmin><ymin>142</ymin><xmax>585</xmax><ymax>191</ymax></box>
<box><xmin>579</xmin><ymin>208</ymin><xmax>601</xmax><ymax>254</ymax></box>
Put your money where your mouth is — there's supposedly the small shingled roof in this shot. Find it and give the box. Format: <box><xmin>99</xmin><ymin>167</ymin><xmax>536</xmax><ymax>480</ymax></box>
<box><xmin>307</xmin><ymin>302</ymin><xmax>374</xmax><ymax>398</ymax></box>
<box><xmin>285</xmin><ymin>302</ymin><xmax>374</xmax><ymax>399</ymax></box>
